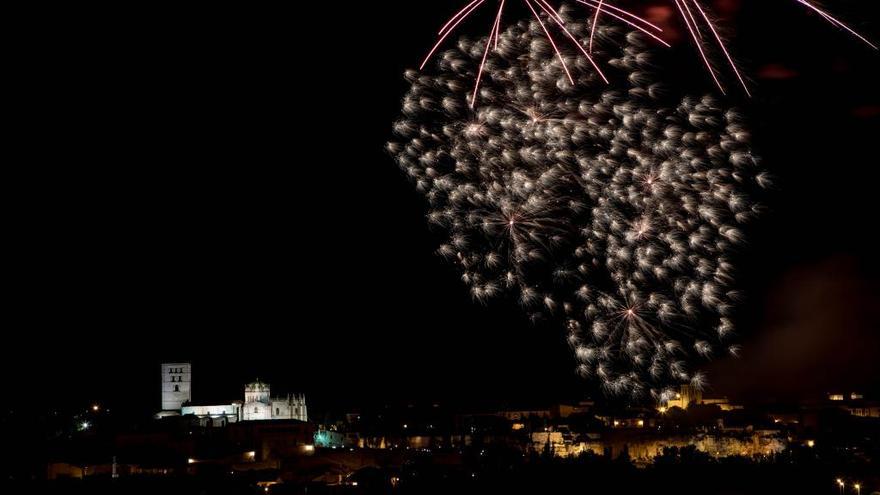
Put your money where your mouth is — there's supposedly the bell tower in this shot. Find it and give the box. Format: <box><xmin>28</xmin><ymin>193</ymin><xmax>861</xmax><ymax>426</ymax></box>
<box><xmin>161</xmin><ymin>362</ymin><xmax>192</xmax><ymax>411</ymax></box>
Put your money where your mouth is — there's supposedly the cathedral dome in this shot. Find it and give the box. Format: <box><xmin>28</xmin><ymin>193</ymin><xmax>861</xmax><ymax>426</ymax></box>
<box><xmin>244</xmin><ymin>379</ymin><xmax>270</xmax><ymax>393</ymax></box>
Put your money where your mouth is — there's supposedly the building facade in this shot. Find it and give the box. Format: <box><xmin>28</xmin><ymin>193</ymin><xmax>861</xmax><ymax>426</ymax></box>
<box><xmin>158</xmin><ymin>363</ymin><xmax>307</xmax><ymax>424</ymax></box>
<box><xmin>241</xmin><ymin>380</ymin><xmax>308</xmax><ymax>422</ymax></box>
<box><xmin>160</xmin><ymin>362</ymin><xmax>192</xmax><ymax>412</ymax></box>
<box><xmin>181</xmin><ymin>403</ymin><xmax>241</xmax><ymax>426</ymax></box>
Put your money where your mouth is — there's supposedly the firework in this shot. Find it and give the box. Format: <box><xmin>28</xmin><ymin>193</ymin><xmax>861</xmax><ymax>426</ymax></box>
<box><xmin>389</xmin><ymin>7</ymin><xmax>770</xmax><ymax>400</ymax></box>
<box><xmin>421</xmin><ymin>0</ymin><xmax>613</xmax><ymax>106</ymax></box>
<box><xmin>420</xmin><ymin>0</ymin><xmax>877</xmax><ymax>97</ymax></box>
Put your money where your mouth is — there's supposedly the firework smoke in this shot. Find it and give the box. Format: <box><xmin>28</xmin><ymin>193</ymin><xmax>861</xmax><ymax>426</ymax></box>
<box><xmin>388</xmin><ymin>4</ymin><xmax>770</xmax><ymax>401</ymax></box>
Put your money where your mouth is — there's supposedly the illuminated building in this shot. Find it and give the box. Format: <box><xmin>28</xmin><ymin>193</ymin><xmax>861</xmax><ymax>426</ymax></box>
<box><xmin>156</xmin><ymin>363</ymin><xmax>307</xmax><ymax>423</ymax></box>
<box><xmin>660</xmin><ymin>385</ymin><xmax>742</xmax><ymax>411</ymax></box>
<box><xmin>664</xmin><ymin>385</ymin><xmax>702</xmax><ymax>410</ymax></box>
<box><xmin>241</xmin><ymin>380</ymin><xmax>307</xmax><ymax>422</ymax></box>
<box><xmin>159</xmin><ymin>363</ymin><xmax>192</xmax><ymax>414</ymax></box>
<box><xmin>825</xmin><ymin>391</ymin><xmax>878</xmax><ymax>418</ymax></box>
<box><xmin>179</xmin><ymin>403</ymin><xmax>240</xmax><ymax>426</ymax></box>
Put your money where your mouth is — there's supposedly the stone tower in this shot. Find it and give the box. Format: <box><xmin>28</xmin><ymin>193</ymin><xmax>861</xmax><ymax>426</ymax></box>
<box><xmin>161</xmin><ymin>362</ymin><xmax>192</xmax><ymax>411</ymax></box>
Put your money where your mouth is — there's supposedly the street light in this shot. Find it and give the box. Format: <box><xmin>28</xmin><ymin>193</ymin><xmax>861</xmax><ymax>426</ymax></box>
<box><xmin>837</xmin><ymin>479</ymin><xmax>845</xmax><ymax>495</ymax></box>
<box><xmin>854</xmin><ymin>483</ymin><xmax>860</xmax><ymax>495</ymax></box>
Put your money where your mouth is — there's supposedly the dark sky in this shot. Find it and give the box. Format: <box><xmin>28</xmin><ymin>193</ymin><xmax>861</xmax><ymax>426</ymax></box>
<box><xmin>5</xmin><ymin>1</ymin><xmax>879</xmax><ymax>417</ymax></box>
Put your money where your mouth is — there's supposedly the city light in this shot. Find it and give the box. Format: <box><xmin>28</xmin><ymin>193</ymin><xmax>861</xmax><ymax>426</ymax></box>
<box><xmin>39</xmin><ymin>361</ymin><xmax>880</xmax><ymax>489</ymax></box>
<box><xmin>314</xmin><ymin>430</ymin><xmax>331</xmax><ymax>447</ymax></box>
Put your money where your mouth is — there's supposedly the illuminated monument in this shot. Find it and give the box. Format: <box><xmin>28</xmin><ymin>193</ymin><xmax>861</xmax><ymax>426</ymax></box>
<box><xmin>157</xmin><ymin>363</ymin><xmax>307</xmax><ymax>424</ymax></box>
<box><xmin>241</xmin><ymin>379</ymin><xmax>307</xmax><ymax>421</ymax></box>
<box><xmin>160</xmin><ymin>363</ymin><xmax>192</xmax><ymax>412</ymax></box>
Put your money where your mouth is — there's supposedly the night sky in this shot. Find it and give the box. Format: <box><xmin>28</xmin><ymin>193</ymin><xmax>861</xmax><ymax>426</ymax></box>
<box><xmin>5</xmin><ymin>1</ymin><xmax>879</xmax><ymax>418</ymax></box>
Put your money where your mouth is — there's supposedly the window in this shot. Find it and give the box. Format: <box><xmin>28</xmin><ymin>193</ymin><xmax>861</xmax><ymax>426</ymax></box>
<box><xmin>174</xmin><ymin>385</ymin><xmax>179</xmax><ymax>392</ymax></box>
<box><xmin>254</xmin><ymin>407</ymin><xmax>259</xmax><ymax>413</ymax></box>
<box><xmin>276</xmin><ymin>408</ymin><xmax>280</xmax><ymax>416</ymax></box>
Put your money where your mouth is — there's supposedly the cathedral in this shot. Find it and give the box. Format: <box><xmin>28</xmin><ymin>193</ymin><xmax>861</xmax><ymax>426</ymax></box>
<box><xmin>157</xmin><ymin>362</ymin><xmax>307</xmax><ymax>425</ymax></box>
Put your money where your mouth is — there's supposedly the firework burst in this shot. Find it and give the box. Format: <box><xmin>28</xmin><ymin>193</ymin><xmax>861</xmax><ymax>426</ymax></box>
<box><xmin>390</xmin><ymin>9</ymin><xmax>771</xmax><ymax>400</ymax></box>
<box><xmin>420</xmin><ymin>0</ymin><xmax>877</xmax><ymax>98</ymax></box>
